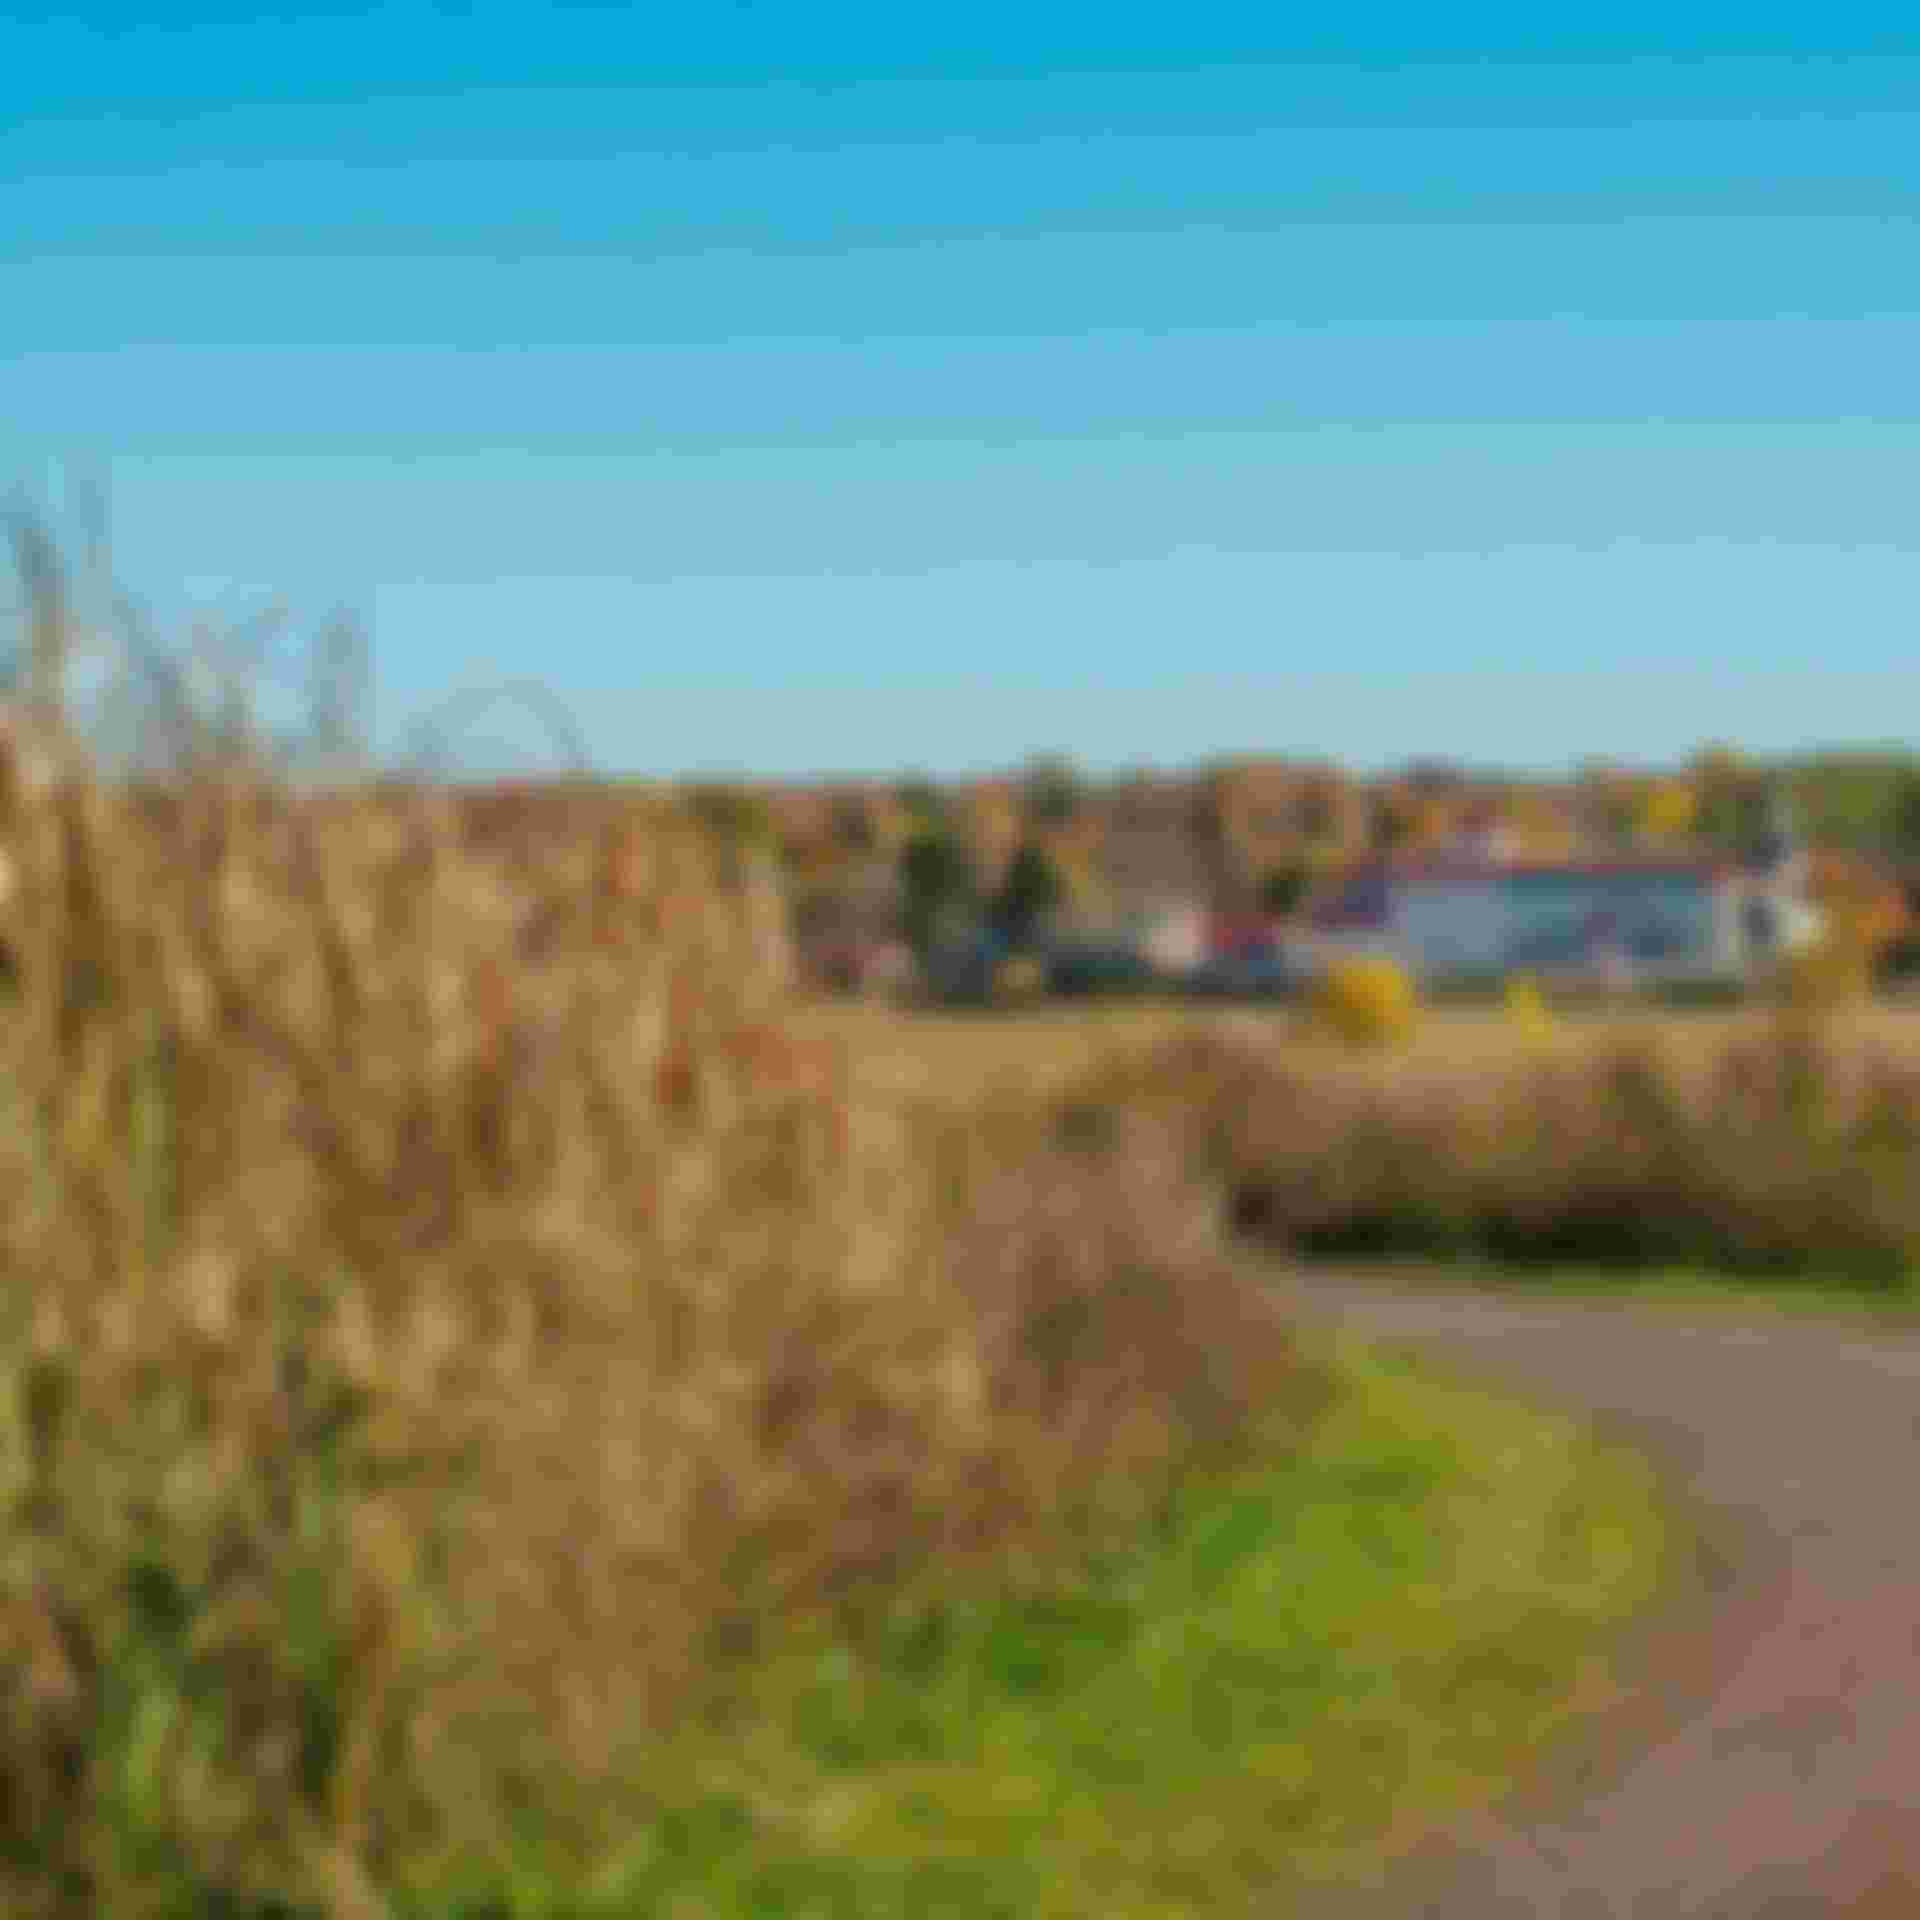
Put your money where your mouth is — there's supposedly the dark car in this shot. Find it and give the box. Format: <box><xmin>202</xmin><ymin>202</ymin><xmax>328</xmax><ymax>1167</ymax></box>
<box><xmin>1626</xmin><ymin>920</ymin><xmax>1692</xmax><ymax>964</ymax></box>
<box><xmin>924</xmin><ymin>927</ymin><xmax>1006</xmax><ymax>1005</ymax></box>
<box><xmin>1043</xmin><ymin>936</ymin><xmax>1154</xmax><ymax>999</ymax></box>
<box><xmin>1187</xmin><ymin>941</ymin><xmax>1303</xmax><ymax>1001</ymax></box>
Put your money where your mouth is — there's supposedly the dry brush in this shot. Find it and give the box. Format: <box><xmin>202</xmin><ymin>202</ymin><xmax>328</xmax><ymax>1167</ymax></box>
<box><xmin>0</xmin><ymin>712</ymin><xmax>1314</xmax><ymax>1914</ymax></box>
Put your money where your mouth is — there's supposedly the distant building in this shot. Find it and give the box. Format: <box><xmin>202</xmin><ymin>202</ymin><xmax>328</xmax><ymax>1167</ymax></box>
<box><xmin>1305</xmin><ymin>852</ymin><xmax>1819</xmax><ymax>987</ymax></box>
<box><xmin>1138</xmin><ymin>899</ymin><xmax>1208</xmax><ymax>976</ymax></box>
<box><xmin>1743</xmin><ymin>781</ymin><xmax>1805</xmax><ymax>888</ymax></box>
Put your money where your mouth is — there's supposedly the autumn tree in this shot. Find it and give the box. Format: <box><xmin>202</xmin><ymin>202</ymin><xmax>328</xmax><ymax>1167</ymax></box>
<box><xmin>1021</xmin><ymin>753</ymin><xmax>1082</xmax><ymax>829</ymax></box>
<box><xmin>1691</xmin><ymin>744</ymin><xmax>1752</xmax><ymax>849</ymax></box>
<box><xmin>1893</xmin><ymin>769</ymin><xmax>1920</xmax><ymax>859</ymax></box>
<box><xmin>1370</xmin><ymin>795</ymin><xmax>1410</xmax><ymax>852</ymax></box>
<box><xmin>830</xmin><ymin>792</ymin><xmax>876</xmax><ymax>854</ymax></box>
<box><xmin>898</xmin><ymin>821</ymin><xmax>978</xmax><ymax>962</ymax></box>
<box><xmin>895</xmin><ymin>773</ymin><xmax>947</xmax><ymax>829</ymax></box>
<box><xmin>987</xmin><ymin>839</ymin><xmax>1064</xmax><ymax>951</ymax></box>
<box><xmin>1258</xmin><ymin>859</ymin><xmax>1312</xmax><ymax>920</ymax></box>
<box><xmin>686</xmin><ymin>782</ymin><xmax>771</xmax><ymax>851</ymax></box>
<box><xmin>1637</xmin><ymin>778</ymin><xmax>1698</xmax><ymax>842</ymax></box>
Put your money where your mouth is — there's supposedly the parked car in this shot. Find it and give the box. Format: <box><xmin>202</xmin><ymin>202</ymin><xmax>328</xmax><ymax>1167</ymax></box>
<box><xmin>1042</xmin><ymin>935</ymin><xmax>1154</xmax><ymax>998</ymax></box>
<box><xmin>1186</xmin><ymin>940</ymin><xmax>1304</xmax><ymax>1001</ymax></box>
<box><xmin>924</xmin><ymin>926</ymin><xmax>1006</xmax><ymax>1006</ymax></box>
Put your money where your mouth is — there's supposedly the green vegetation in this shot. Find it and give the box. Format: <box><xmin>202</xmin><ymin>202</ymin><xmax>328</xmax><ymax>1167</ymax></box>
<box><xmin>987</xmin><ymin>839</ymin><xmax>1065</xmax><ymax>951</ymax></box>
<box><xmin>1880</xmin><ymin>930</ymin><xmax>1920</xmax><ymax>986</ymax></box>
<box><xmin>398</xmin><ymin>1343</ymin><xmax>1672</xmax><ymax>1920</ymax></box>
<box><xmin>1783</xmin><ymin>750</ymin><xmax>1920</xmax><ymax>855</ymax></box>
<box><xmin>892</xmin><ymin>773</ymin><xmax>947</xmax><ymax>831</ymax></box>
<box><xmin>1895</xmin><ymin>771</ymin><xmax>1920</xmax><ymax>862</ymax></box>
<box><xmin>1257</xmin><ymin>859</ymin><xmax>1312</xmax><ymax>921</ymax></box>
<box><xmin>1020</xmin><ymin>753</ymin><xmax>1083</xmax><ymax>829</ymax></box>
<box><xmin>1386</xmin><ymin>1257</ymin><xmax>1920</xmax><ymax>1325</ymax></box>
<box><xmin>897</xmin><ymin>821</ymin><xmax>979</xmax><ymax>962</ymax></box>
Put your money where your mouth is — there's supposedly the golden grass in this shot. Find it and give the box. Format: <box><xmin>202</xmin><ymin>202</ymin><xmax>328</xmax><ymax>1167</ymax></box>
<box><xmin>0</xmin><ymin>710</ymin><xmax>1315</xmax><ymax>1915</ymax></box>
<box><xmin>799</xmin><ymin>996</ymin><xmax>1920</xmax><ymax>1111</ymax></box>
<box><xmin>793</xmin><ymin>999</ymin><xmax>1216</xmax><ymax>1109</ymax></box>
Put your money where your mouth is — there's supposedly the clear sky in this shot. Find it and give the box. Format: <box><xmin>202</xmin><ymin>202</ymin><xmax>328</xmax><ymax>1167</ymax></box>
<box><xmin>4</xmin><ymin>4</ymin><xmax>1917</xmax><ymax>778</ymax></box>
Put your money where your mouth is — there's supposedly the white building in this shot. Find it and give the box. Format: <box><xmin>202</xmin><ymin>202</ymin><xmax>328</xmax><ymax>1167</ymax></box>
<box><xmin>1304</xmin><ymin>854</ymin><xmax>1821</xmax><ymax>988</ymax></box>
<box><xmin>1136</xmin><ymin>899</ymin><xmax>1209</xmax><ymax>976</ymax></box>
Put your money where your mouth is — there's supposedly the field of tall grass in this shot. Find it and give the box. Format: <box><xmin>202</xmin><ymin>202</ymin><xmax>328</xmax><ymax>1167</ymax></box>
<box><xmin>0</xmin><ymin>521</ymin><xmax>1790</xmax><ymax>1916</ymax></box>
<box><xmin>1060</xmin><ymin>1001</ymin><xmax>1920</xmax><ymax>1290</ymax></box>
<box><xmin>0</xmin><ymin>691</ymin><xmax>1698</xmax><ymax>1919</ymax></box>
<box><xmin>0</xmin><ymin>686</ymin><xmax>1374</xmax><ymax>1912</ymax></box>
<box><xmin>800</xmin><ymin>996</ymin><xmax>1920</xmax><ymax>1115</ymax></box>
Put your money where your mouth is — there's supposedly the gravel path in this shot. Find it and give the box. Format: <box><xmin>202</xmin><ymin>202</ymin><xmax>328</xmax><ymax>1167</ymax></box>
<box><xmin>1279</xmin><ymin>1271</ymin><xmax>1920</xmax><ymax>1918</ymax></box>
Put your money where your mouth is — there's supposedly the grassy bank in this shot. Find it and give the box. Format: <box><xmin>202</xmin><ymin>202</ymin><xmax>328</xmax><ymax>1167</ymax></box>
<box><xmin>406</xmin><ymin>1340</ymin><xmax>1673</xmax><ymax>1920</ymax></box>
<box><xmin>1357</xmin><ymin>1256</ymin><xmax>1920</xmax><ymax>1326</ymax></box>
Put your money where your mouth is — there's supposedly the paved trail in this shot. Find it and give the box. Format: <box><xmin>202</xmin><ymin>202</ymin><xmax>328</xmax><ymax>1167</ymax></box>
<box><xmin>1281</xmin><ymin>1272</ymin><xmax>1920</xmax><ymax>1919</ymax></box>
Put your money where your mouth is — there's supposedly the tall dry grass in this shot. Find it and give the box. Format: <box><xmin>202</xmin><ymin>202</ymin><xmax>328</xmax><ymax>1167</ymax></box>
<box><xmin>1072</xmin><ymin>1008</ymin><xmax>1920</xmax><ymax>1285</ymax></box>
<box><xmin>0</xmin><ymin>554</ymin><xmax>1313</xmax><ymax>1913</ymax></box>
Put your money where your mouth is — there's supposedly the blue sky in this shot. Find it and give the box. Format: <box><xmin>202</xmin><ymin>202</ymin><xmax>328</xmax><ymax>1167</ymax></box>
<box><xmin>4</xmin><ymin>5</ymin><xmax>1918</xmax><ymax>778</ymax></box>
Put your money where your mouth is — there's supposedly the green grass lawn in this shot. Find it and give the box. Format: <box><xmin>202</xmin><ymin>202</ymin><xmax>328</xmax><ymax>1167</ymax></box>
<box><xmin>409</xmin><ymin>1341</ymin><xmax>1677</xmax><ymax>1920</ymax></box>
<box><xmin>1354</xmin><ymin>1255</ymin><xmax>1920</xmax><ymax>1327</ymax></box>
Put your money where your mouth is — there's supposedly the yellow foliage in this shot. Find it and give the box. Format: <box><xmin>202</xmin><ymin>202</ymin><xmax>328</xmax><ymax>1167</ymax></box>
<box><xmin>1314</xmin><ymin>954</ymin><xmax>1417</xmax><ymax>1050</ymax></box>
<box><xmin>1502</xmin><ymin>972</ymin><xmax>1555</xmax><ymax>1043</ymax></box>
<box><xmin>1638</xmin><ymin>780</ymin><xmax>1697</xmax><ymax>841</ymax></box>
<box><xmin>1783</xmin><ymin>912</ymin><xmax>1874</xmax><ymax>1011</ymax></box>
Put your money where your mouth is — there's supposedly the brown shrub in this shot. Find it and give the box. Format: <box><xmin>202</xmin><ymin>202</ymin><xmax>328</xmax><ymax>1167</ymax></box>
<box><xmin>1106</xmin><ymin>1010</ymin><xmax>1920</xmax><ymax>1284</ymax></box>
